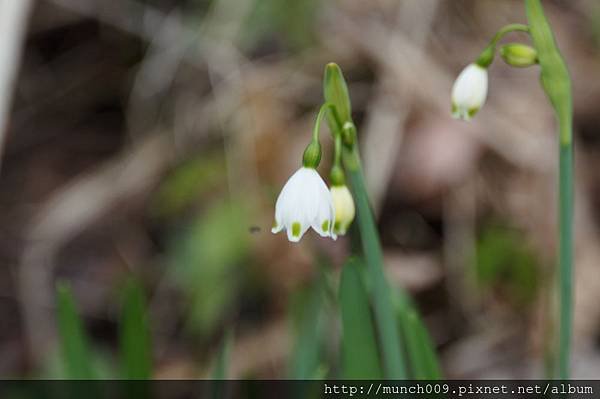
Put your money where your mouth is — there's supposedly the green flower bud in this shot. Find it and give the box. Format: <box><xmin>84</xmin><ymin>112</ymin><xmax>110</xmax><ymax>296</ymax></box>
<box><xmin>324</xmin><ymin>63</ymin><xmax>352</xmax><ymax>125</ymax></box>
<box><xmin>500</xmin><ymin>43</ymin><xmax>538</xmax><ymax>68</ymax></box>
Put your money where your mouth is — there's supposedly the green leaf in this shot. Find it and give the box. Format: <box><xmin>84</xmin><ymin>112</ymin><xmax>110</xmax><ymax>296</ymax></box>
<box><xmin>398</xmin><ymin>307</ymin><xmax>442</xmax><ymax>379</ymax></box>
<box><xmin>339</xmin><ymin>257</ymin><xmax>383</xmax><ymax>379</ymax></box>
<box><xmin>289</xmin><ymin>281</ymin><xmax>323</xmax><ymax>379</ymax></box>
<box><xmin>119</xmin><ymin>278</ymin><xmax>152</xmax><ymax>379</ymax></box>
<box><xmin>323</xmin><ymin>62</ymin><xmax>352</xmax><ymax>133</ymax></box>
<box><xmin>55</xmin><ymin>282</ymin><xmax>95</xmax><ymax>379</ymax></box>
<box><xmin>346</xmin><ymin>163</ymin><xmax>407</xmax><ymax>379</ymax></box>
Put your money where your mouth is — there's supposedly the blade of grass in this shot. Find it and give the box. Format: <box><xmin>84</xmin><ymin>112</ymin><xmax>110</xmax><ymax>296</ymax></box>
<box><xmin>119</xmin><ymin>278</ymin><xmax>152</xmax><ymax>379</ymax></box>
<box><xmin>339</xmin><ymin>257</ymin><xmax>383</xmax><ymax>379</ymax></box>
<box><xmin>55</xmin><ymin>282</ymin><xmax>95</xmax><ymax>379</ymax></box>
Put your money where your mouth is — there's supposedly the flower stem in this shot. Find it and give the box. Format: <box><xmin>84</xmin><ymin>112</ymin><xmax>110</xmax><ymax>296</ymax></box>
<box><xmin>345</xmin><ymin>146</ymin><xmax>407</xmax><ymax>379</ymax></box>
<box><xmin>476</xmin><ymin>23</ymin><xmax>530</xmax><ymax>67</ymax></box>
<box><xmin>525</xmin><ymin>0</ymin><xmax>573</xmax><ymax>379</ymax></box>
<box><xmin>312</xmin><ymin>102</ymin><xmax>336</xmax><ymax>142</ymax></box>
<box><xmin>558</xmin><ymin>140</ymin><xmax>573</xmax><ymax>379</ymax></box>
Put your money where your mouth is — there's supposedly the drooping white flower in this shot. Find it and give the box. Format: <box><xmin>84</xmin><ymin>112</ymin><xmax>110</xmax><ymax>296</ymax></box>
<box><xmin>272</xmin><ymin>167</ymin><xmax>336</xmax><ymax>242</ymax></box>
<box><xmin>330</xmin><ymin>185</ymin><xmax>355</xmax><ymax>235</ymax></box>
<box><xmin>451</xmin><ymin>63</ymin><xmax>488</xmax><ymax>121</ymax></box>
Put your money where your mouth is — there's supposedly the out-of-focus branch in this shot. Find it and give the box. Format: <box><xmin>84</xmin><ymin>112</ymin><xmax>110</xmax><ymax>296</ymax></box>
<box><xmin>0</xmin><ymin>0</ymin><xmax>33</xmax><ymax>170</ymax></box>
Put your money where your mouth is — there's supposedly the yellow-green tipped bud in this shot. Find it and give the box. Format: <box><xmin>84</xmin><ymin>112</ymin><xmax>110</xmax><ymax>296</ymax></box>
<box><xmin>330</xmin><ymin>185</ymin><xmax>355</xmax><ymax>235</ymax></box>
<box><xmin>500</xmin><ymin>43</ymin><xmax>538</xmax><ymax>68</ymax></box>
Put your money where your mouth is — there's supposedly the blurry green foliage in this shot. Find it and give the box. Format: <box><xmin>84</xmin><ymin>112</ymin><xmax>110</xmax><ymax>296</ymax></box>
<box><xmin>288</xmin><ymin>279</ymin><xmax>324</xmax><ymax>379</ymax></box>
<box><xmin>55</xmin><ymin>282</ymin><xmax>96</xmax><ymax>379</ymax></box>
<box><xmin>150</xmin><ymin>153</ymin><xmax>226</xmax><ymax>218</ymax></box>
<box><xmin>212</xmin><ymin>330</ymin><xmax>233</xmax><ymax>380</ymax></box>
<box><xmin>211</xmin><ymin>330</ymin><xmax>233</xmax><ymax>399</ymax></box>
<box><xmin>52</xmin><ymin>279</ymin><xmax>154</xmax><ymax>381</ymax></box>
<box><xmin>41</xmin><ymin>347</ymin><xmax>115</xmax><ymax>380</ymax></box>
<box><xmin>473</xmin><ymin>224</ymin><xmax>541</xmax><ymax>305</ymax></box>
<box><xmin>169</xmin><ymin>200</ymin><xmax>250</xmax><ymax>336</ymax></box>
<box><xmin>240</xmin><ymin>0</ymin><xmax>318</xmax><ymax>50</ymax></box>
<box><xmin>119</xmin><ymin>278</ymin><xmax>152</xmax><ymax>379</ymax></box>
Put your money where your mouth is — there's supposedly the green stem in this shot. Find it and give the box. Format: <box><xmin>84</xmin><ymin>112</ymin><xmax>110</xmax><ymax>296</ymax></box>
<box><xmin>345</xmin><ymin>146</ymin><xmax>406</xmax><ymax>379</ymax></box>
<box><xmin>477</xmin><ymin>23</ymin><xmax>530</xmax><ymax>67</ymax></box>
<box><xmin>312</xmin><ymin>102</ymin><xmax>333</xmax><ymax>142</ymax></box>
<box><xmin>333</xmin><ymin>131</ymin><xmax>342</xmax><ymax>168</ymax></box>
<box><xmin>490</xmin><ymin>24</ymin><xmax>530</xmax><ymax>46</ymax></box>
<box><xmin>525</xmin><ymin>0</ymin><xmax>573</xmax><ymax>379</ymax></box>
<box><xmin>558</xmin><ymin>141</ymin><xmax>573</xmax><ymax>380</ymax></box>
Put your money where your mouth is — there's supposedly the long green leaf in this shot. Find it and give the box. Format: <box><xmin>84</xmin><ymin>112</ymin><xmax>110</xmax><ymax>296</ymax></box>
<box><xmin>398</xmin><ymin>308</ymin><xmax>442</xmax><ymax>379</ymax></box>
<box><xmin>55</xmin><ymin>282</ymin><xmax>95</xmax><ymax>379</ymax></box>
<box><xmin>119</xmin><ymin>278</ymin><xmax>152</xmax><ymax>379</ymax></box>
<box><xmin>346</xmin><ymin>163</ymin><xmax>407</xmax><ymax>379</ymax></box>
<box><xmin>339</xmin><ymin>258</ymin><xmax>382</xmax><ymax>379</ymax></box>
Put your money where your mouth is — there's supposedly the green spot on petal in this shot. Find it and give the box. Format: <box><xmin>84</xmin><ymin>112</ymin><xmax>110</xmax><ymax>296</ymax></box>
<box><xmin>292</xmin><ymin>222</ymin><xmax>301</xmax><ymax>237</ymax></box>
<box><xmin>468</xmin><ymin>106</ymin><xmax>480</xmax><ymax>118</ymax></box>
<box><xmin>321</xmin><ymin>220</ymin><xmax>329</xmax><ymax>232</ymax></box>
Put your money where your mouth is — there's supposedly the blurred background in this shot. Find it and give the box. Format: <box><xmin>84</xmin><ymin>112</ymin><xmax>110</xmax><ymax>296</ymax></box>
<box><xmin>1</xmin><ymin>0</ymin><xmax>600</xmax><ymax>379</ymax></box>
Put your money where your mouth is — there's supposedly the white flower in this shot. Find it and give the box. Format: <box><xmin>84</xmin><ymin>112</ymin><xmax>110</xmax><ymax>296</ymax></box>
<box><xmin>272</xmin><ymin>167</ymin><xmax>336</xmax><ymax>242</ymax></box>
<box><xmin>451</xmin><ymin>63</ymin><xmax>488</xmax><ymax>121</ymax></box>
<box><xmin>330</xmin><ymin>185</ymin><xmax>355</xmax><ymax>235</ymax></box>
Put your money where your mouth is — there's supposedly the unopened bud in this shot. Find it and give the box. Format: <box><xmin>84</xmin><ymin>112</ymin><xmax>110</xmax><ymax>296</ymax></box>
<box><xmin>500</xmin><ymin>43</ymin><xmax>538</xmax><ymax>68</ymax></box>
